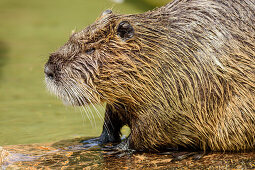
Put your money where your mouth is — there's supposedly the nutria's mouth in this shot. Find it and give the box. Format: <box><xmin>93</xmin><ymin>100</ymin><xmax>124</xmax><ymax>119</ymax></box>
<box><xmin>44</xmin><ymin>67</ymin><xmax>101</xmax><ymax>106</ymax></box>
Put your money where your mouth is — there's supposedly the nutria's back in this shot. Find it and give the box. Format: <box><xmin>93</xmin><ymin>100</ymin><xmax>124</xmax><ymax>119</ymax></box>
<box><xmin>45</xmin><ymin>0</ymin><xmax>255</xmax><ymax>152</ymax></box>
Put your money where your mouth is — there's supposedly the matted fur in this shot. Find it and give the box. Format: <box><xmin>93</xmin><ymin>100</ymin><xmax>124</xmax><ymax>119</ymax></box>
<box><xmin>45</xmin><ymin>0</ymin><xmax>255</xmax><ymax>151</ymax></box>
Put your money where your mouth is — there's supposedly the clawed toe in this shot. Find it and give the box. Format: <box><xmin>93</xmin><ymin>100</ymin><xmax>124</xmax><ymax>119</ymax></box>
<box><xmin>101</xmin><ymin>139</ymin><xmax>136</xmax><ymax>157</ymax></box>
<box><xmin>192</xmin><ymin>152</ymin><xmax>206</xmax><ymax>160</ymax></box>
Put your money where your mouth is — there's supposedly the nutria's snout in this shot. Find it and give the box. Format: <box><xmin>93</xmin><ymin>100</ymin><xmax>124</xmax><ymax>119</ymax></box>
<box><xmin>44</xmin><ymin>64</ymin><xmax>55</xmax><ymax>80</ymax></box>
<box><xmin>44</xmin><ymin>51</ymin><xmax>102</xmax><ymax>106</ymax></box>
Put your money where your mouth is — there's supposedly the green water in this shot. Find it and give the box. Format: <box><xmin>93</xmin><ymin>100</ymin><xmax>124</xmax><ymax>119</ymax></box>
<box><xmin>0</xmin><ymin>0</ymin><xmax>168</xmax><ymax>146</ymax></box>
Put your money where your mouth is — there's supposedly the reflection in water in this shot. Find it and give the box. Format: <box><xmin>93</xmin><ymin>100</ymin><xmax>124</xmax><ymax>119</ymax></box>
<box><xmin>0</xmin><ymin>146</ymin><xmax>39</xmax><ymax>169</ymax></box>
<box><xmin>68</xmin><ymin>138</ymin><xmax>102</xmax><ymax>151</ymax></box>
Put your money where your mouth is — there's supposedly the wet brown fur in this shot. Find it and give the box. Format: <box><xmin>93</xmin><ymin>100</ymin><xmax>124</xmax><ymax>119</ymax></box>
<box><xmin>45</xmin><ymin>0</ymin><xmax>255</xmax><ymax>152</ymax></box>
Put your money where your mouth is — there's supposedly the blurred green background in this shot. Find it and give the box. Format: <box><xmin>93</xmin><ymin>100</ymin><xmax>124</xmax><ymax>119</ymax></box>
<box><xmin>0</xmin><ymin>0</ymin><xmax>169</xmax><ymax>146</ymax></box>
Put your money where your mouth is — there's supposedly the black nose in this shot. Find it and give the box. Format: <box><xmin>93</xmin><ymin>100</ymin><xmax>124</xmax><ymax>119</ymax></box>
<box><xmin>44</xmin><ymin>64</ymin><xmax>55</xmax><ymax>79</ymax></box>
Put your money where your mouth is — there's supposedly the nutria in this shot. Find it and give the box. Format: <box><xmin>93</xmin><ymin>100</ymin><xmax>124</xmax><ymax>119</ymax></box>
<box><xmin>44</xmin><ymin>0</ymin><xmax>255</xmax><ymax>152</ymax></box>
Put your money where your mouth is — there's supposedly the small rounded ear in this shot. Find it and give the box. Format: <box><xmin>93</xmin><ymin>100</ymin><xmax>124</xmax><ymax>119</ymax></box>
<box><xmin>101</xmin><ymin>9</ymin><xmax>112</xmax><ymax>17</ymax></box>
<box><xmin>117</xmin><ymin>21</ymin><xmax>134</xmax><ymax>41</ymax></box>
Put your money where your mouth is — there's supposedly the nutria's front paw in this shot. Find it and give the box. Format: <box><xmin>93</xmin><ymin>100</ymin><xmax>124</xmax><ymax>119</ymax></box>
<box><xmin>99</xmin><ymin>130</ymin><xmax>121</xmax><ymax>145</ymax></box>
<box><xmin>102</xmin><ymin>138</ymin><xmax>136</xmax><ymax>157</ymax></box>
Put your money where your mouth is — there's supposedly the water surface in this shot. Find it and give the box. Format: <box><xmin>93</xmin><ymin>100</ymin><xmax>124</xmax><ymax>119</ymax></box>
<box><xmin>1</xmin><ymin>137</ymin><xmax>255</xmax><ymax>169</ymax></box>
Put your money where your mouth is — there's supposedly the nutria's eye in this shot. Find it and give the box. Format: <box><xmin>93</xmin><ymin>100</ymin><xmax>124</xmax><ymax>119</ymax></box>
<box><xmin>85</xmin><ymin>48</ymin><xmax>95</xmax><ymax>54</ymax></box>
<box><xmin>117</xmin><ymin>21</ymin><xmax>134</xmax><ymax>41</ymax></box>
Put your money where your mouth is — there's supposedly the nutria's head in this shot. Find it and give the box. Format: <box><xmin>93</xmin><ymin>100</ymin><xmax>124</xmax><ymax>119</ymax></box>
<box><xmin>44</xmin><ymin>10</ymin><xmax>160</xmax><ymax>107</ymax></box>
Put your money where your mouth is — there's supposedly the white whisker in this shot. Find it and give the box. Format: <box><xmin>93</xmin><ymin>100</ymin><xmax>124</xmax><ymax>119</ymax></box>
<box><xmin>69</xmin><ymin>80</ymin><xmax>97</xmax><ymax>128</ymax></box>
